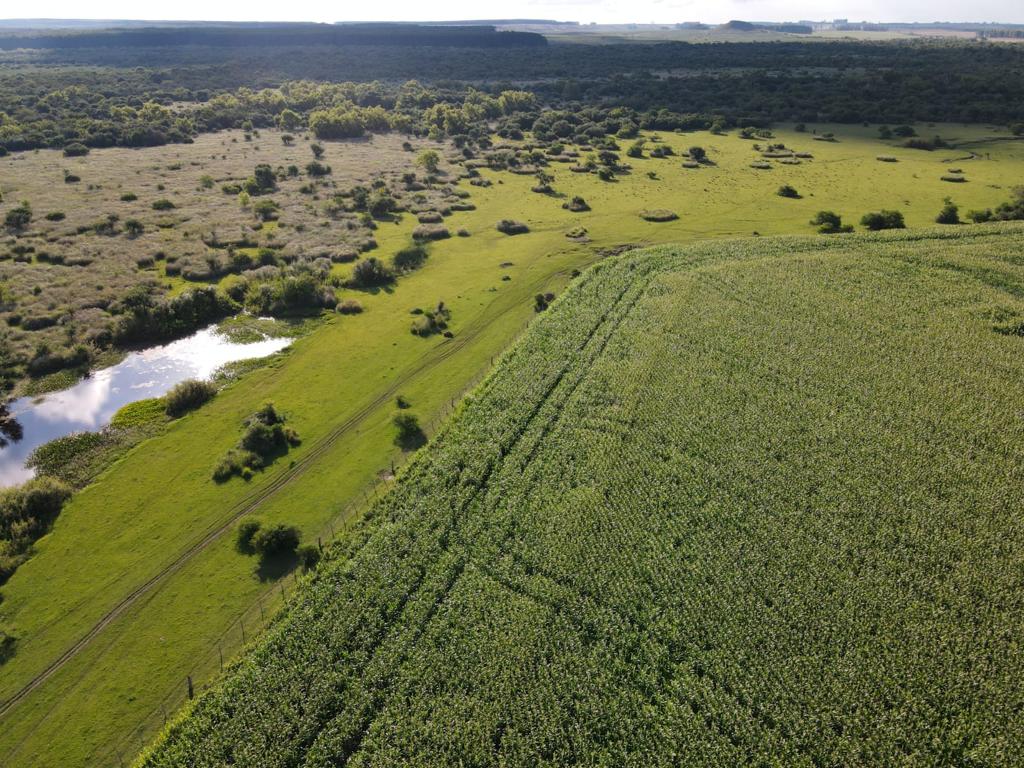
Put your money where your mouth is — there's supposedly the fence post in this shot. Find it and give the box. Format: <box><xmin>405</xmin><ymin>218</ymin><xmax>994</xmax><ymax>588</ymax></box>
<box><xmin>219</xmin><ymin>645</ymin><xmax>223</xmax><ymax>671</ymax></box>
<box><xmin>187</xmin><ymin>675</ymin><xmax>194</xmax><ymax>700</ymax></box>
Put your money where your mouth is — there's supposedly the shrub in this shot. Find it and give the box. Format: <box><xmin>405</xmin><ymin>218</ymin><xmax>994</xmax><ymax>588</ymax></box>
<box><xmin>534</xmin><ymin>292</ymin><xmax>556</xmax><ymax>312</ymax></box>
<box><xmin>349</xmin><ymin>257</ymin><xmax>393</xmax><ymax>289</ymax></box>
<box><xmin>411</xmin><ymin>301</ymin><xmax>451</xmax><ymax>337</ymax></box>
<box><xmin>562</xmin><ymin>196</ymin><xmax>590</xmax><ymax>212</ymax></box>
<box><xmin>777</xmin><ymin>185</ymin><xmax>801</xmax><ymax>199</ymax></box>
<box><xmin>253</xmin><ymin>199</ymin><xmax>279</xmax><ymax>221</ymax></box>
<box><xmin>687</xmin><ymin>146</ymin><xmax>707</xmax><ymax>163</ymax></box>
<box><xmin>151</xmin><ymin>199</ymin><xmax>175</xmax><ymax>211</ymax></box>
<box><xmin>44</xmin><ymin>212</ymin><xmax>66</xmax><ymax>221</ymax></box>
<box><xmin>860</xmin><ymin>210</ymin><xmax>906</xmax><ymax>231</ymax></box>
<box><xmin>0</xmin><ymin>477</ymin><xmax>72</xmax><ymax>585</ymax></box>
<box><xmin>941</xmin><ymin>174</ymin><xmax>966</xmax><ymax>183</ymax></box>
<box><xmin>810</xmin><ymin>211</ymin><xmax>853</xmax><ymax>234</ymax></box>
<box><xmin>417</xmin><ymin>150</ymin><xmax>441</xmax><ymax>173</ymax></box>
<box><xmin>393</xmin><ymin>245</ymin><xmax>429</xmax><ymax>272</ymax></box>
<box><xmin>165</xmin><ymin>379</ymin><xmax>216</xmax><ymax>417</ymax></box>
<box><xmin>412</xmin><ymin>224</ymin><xmax>449</xmax><ymax>241</ymax></box>
<box><xmin>62</xmin><ymin>142</ymin><xmax>90</xmax><ymax>157</ymax></box>
<box><xmin>639</xmin><ymin>209</ymin><xmax>678</xmax><ymax>222</ymax></box>
<box><xmin>936</xmin><ymin>198</ymin><xmax>960</xmax><ymax>225</ymax></box>
<box><xmin>124</xmin><ymin>219</ymin><xmax>144</xmax><ymax>237</ymax></box>
<box><xmin>393</xmin><ymin>412</ymin><xmax>427</xmax><ymax>450</ymax></box>
<box><xmin>337</xmin><ymin>299</ymin><xmax>363</xmax><ymax>315</ymax></box>
<box><xmin>120</xmin><ymin>192</ymin><xmax>138</xmax><ymax>201</ymax></box>
<box><xmin>305</xmin><ymin>161</ymin><xmax>331</xmax><ymax>177</ymax></box>
<box><xmin>236</xmin><ymin>520</ymin><xmax>261</xmax><ymax>554</ymax></box>
<box><xmin>4</xmin><ymin>204</ymin><xmax>32</xmax><ymax>232</ymax></box>
<box><xmin>496</xmin><ymin>219</ymin><xmax>529</xmax><ymax>235</ymax></box>
<box><xmin>876</xmin><ymin>155</ymin><xmax>898</xmax><ymax>163</ymax></box>
<box><xmin>253</xmin><ymin>524</ymin><xmax>300</xmax><ymax>559</ymax></box>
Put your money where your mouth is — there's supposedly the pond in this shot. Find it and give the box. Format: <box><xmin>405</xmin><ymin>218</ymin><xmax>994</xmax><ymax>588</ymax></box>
<box><xmin>0</xmin><ymin>326</ymin><xmax>291</xmax><ymax>487</ymax></box>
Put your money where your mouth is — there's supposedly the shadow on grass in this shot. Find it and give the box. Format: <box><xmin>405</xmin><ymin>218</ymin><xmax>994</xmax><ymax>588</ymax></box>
<box><xmin>256</xmin><ymin>550</ymin><xmax>299</xmax><ymax>582</ymax></box>
<box><xmin>395</xmin><ymin>427</ymin><xmax>427</xmax><ymax>451</ymax></box>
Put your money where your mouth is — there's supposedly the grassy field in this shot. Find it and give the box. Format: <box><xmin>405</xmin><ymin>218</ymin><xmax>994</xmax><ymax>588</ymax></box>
<box><xmin>141</xmin><ymin>224</ymin><xmax>1024</xmax><ymax>766</ymax></box>
<box><xmin>1</xmin><ymin>122</ymin><xmax>1023</xmax><ymax>766</ymax></box>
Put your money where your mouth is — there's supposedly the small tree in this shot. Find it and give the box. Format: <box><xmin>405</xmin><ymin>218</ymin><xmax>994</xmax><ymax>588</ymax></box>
<box><xmin>124</xmin><ymin>218</ymin><xmax>145</xmax><ymax>237</ymax></box>
<box><xmin>253</xmin><ymin>524</ymin><xmax>300</xmax><ymax>559</ymax></box>
<box><xmin>935</xmin><ymin>198</ymin><xmax>960</xmax><ymax>225</ymax></box>
<box><xmin>311</xmin><ymin>143</ymin><xmax>325</xmax><ymax>159</ymax></box>
<box><xmin>777</xmin><ymin>184</ymin><xmax>801</xmax><ymax>199</ymax></box>
<box><xmin>688</xmin><ymin>146</ymin><xmax>707</xmax><ymax>163</ymax></box>
<box><xmin>417</xmin><ymin>150</ymin><xmax>441</xmax><ymax>174</ymax></box>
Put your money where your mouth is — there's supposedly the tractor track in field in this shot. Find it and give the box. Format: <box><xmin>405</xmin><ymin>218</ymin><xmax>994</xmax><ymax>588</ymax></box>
<box><xmin>0</xmin><ymin>258</ymin><xmax>594</xmax><ymax>724</ymax></box>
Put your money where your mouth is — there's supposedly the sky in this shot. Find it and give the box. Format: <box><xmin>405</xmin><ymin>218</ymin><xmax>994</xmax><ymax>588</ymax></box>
<box><xmin>4</xmin><ymin>1</ymin><xmax>1023</xmax><ymax>25</ymax></box>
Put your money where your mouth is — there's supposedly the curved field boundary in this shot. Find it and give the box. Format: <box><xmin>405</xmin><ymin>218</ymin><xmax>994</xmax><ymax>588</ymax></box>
<box><xmin>0</xmin><ymin>259</ymin><xmax>588</xmax><ymax>723</ymax></box>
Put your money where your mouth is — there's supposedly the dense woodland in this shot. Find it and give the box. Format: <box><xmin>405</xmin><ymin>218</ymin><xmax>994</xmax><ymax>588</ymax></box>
<box><xmin>1</xmin><ymin>36</ymin><xmax>1024</xmax><ymax>154</ymax></box>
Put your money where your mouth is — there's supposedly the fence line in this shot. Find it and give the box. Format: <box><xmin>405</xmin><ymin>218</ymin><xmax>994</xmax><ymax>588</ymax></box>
<box><xmin>101</xmin><ymin>328</ymin><xmax>524</xmax><ymax>766</ymax></box>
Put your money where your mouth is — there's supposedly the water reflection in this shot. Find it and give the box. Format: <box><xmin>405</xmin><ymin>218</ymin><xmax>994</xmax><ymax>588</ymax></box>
<box><xmin>0</xmin><ymin>327</ymin><xmax>291</xmax><ymax>487</ymax></box>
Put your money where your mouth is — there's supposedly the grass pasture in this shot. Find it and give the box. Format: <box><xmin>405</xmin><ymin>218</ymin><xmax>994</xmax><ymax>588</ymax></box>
<box><xmin>142</xmin><ymin>225</ymin><xmax>1024</xmax><ymax>767</ymax></box>
<box><xmin>1</xmin><ymin>122</ymin><xmax>1023</xmax><ymax>766</ymax></box>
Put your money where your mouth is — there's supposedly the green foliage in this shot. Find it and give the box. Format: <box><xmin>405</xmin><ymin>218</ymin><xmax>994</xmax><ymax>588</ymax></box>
<box><xmin>936</xmin><ymin>198</ymin><xmax>960</xmax><ymax>225</ymax></box>
<box><xmin>0</xmin><ymin>477</ymin><xmax>72</xmax><ymax>585</ymax></box>
<box><xmin>151</xmin><ymin>198</ymin><xmax>175</xmax><ymax>211</ymax></box>
<box><xmin>164</xmin><ymin>379</ymin><xmax>217</xmax><ymax>417</ymax></box>
<box><xmin>410</xmin><ymin>301</ymin><xmax>450</xmax><ymax>338</ymax></box>
<box><xmin>309</xmin><ymin>108</ymin><xmax>364</xmax><ymax>140</ymax></box>
<box><xmin>252</xmin><ymin>524</ymin><xmax>300</xmax><ymax>559</ymax></box>
<box><xmin>4</xmin><ymin>202</ymin><xmax>31</xmax><ymax>232</ymax></box>
<box><xmin>144</xmin><ymin>230</ymin><xmax>1024</xmax><ymax>766</ymax></box>
<box><xmin>416</xmin><ymin>150</ymin><xmax>440</xmax><ymax>174</ymax></box>
<box><xmin>860</xmin><ymin>209</ymin><xmax>906</xmax><ymax>231</ymax></box>
<box><xmin>62</xmin><ymin>142</ymin><xmax>90</xmax><ymax>157</ymax></box>
<box><xmin>348</xmin><ymin>257</ymin><xmax>394</xmax><ymax>289</ymax></box>
<box><xmin>496</xmin><ymin>219</ymin><xmax>529</xmax><ymax>235</ymax></box>
<box><xmin>214</xmin><ymin>403</ymin><xmax>299</xmax><ymax>482</ymax></box>
<box><xmin>235</xmin><ymin>520</ymin><xmax>261</xmax><ymax>554</ymax></box>
<box><xmin>777</xmin><ymin>184</ymin><xmax>801</xmax><ymax>199</ymax></box>
<box><xmin>810</xmin><ymin>210</ymin><xmax>854</xmax><ymax>234</ymax></box>
<box><xmin>393</xmin><ymin>245</ymin><xmax>428</xmax><ymax>273</ymax></box>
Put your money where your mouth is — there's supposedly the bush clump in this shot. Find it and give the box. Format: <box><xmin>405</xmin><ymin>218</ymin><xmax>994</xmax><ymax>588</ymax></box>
<box><xmin>639</xmin><ymin>209</ymin><xmax>678</xmax><ymax>222</ymax></box>
<box><xmin>348</xmin><ymin>257</ymin><xmax>394</xmax><ymax>289</ymax></box>
<box><xmin>936</xmin><ymin>198</ymin><xmax>960</xmax><ymax>225</ymax></box>
<box><xmin>411</xmin><ymin>301</ymin><xmax>451</xmax><ymax>337</ymax></box>
<box><xmin>62</xmin><ymin>142</ymin><xmax>90</xmax><ymax>157</ymax></box>
<box><xmin>393</xmin><ymin>245</ymin><xmax>429</xmax><ymax>273</ymax></box>
<box><xmin>496</xmin><ymin>219</ymin><xmax>529</xmax><ymax>235</ymax></box>
<box><xmin>165</xmin><ymin>379</ymin><xmax>217</xmax><ymax>417</ymax></box>
<box><xmin>337</xmin><ymin>299</ymin><xmax>364</xmax><ymax>315</ymax></box>
<box><xmin>777</xmin><ymin>184</ymin><xmax>801</xmax><ymax>199</ymax></box>
<box><xmin>562</xmin><ymin>196</ymin><xmax>590</xmax><ymax>212</ymax></box>
<box><xmin>213</xmin><ymin>403</ymin><xmax>300</xmax><ymax>482</ymax></box>
<box><xmin>0</xmin><ymin>477</ymin><xmax>73</xmax><ymax>585</ymax></box>
<box><xmin>860</xmin><ymin>210</ymin><xmax>906</xmax><ymax>231</ymax></box>
<box><xmin>412</xmin><ymin>224</ymin><xmax>450</xmax><ymax>241</ymax></box>
<box><xmin>810</xmin><ymin>211</ymin><xmax>854</xmax><ymax>234</ymax></box>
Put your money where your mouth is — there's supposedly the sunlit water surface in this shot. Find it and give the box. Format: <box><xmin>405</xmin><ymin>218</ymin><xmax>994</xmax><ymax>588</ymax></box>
<box><xmin>0</xmin><ymin>326</ymin><xmax>290</xmax><ymax>486</ymax></box>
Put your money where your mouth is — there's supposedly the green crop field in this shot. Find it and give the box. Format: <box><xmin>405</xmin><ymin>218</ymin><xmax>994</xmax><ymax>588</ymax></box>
<box><xmin>2</xmin><ymin>122</ymin><xmax>1024</xmax><ymax>767</ymax></box>
<box><xmin>140</xmin><ymin>224</ymin><xmax>1024</xmax><ymax>767</ymax></box>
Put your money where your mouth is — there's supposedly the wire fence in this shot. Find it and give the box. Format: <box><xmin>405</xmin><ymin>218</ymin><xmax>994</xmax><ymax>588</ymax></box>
<box><xmin>98</xmin><ymin>348</ymin><xmax>507</xmax><ymax>767</ymax></box>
